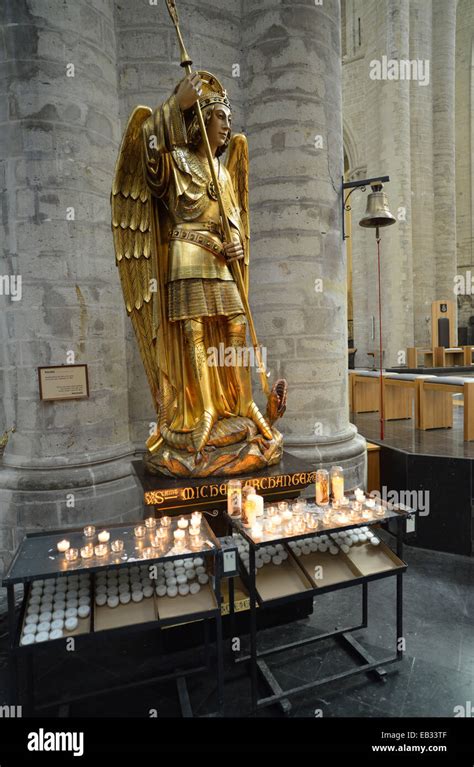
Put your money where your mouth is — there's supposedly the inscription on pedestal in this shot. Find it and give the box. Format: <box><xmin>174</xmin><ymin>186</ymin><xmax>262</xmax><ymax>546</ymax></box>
<box><xmin>132</xmin><ymin>454</ymin><xmax>316</xmax><ymax>514</ymax></box>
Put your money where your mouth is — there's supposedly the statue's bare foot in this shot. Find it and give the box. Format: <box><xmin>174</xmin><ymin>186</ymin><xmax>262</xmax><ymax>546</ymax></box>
<box><xmin>246</xmin><ymin>401</ymin><xmax>273</xmax><ymax>440</ymax></box>
<box><xmin>191</xmin><ymin>410</ymin><xmax>217</xmax><ymax>452</ymax></box>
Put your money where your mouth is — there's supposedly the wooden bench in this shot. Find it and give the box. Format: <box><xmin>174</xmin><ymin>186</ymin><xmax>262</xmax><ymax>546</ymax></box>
<box><xmin>433</xmin><ymin>346</ymin><xmax>465</xmax><ymax>367</ymax></box>
<box><xmin>350</xmin><ymin>370</ymin><xmax>382</xmax><ymax>414</ymax></box>
<box><xmin>407</xmin><ymin>347</ymin><xmax>434</xmax><ymax>368</ymax></box>
<box><xmin>462</xmin><ymin>346</ymin><xmax>474</xmax><ymax>366</ymax></box>
<box><xmin>417</xmin><ymin>376</ymin><xmax>474</xmax><ymax>440</ymax></box>
<box><xmin>382</xmin><ymin>373</ymin><xmax>436</xmax><ymax>421</ymax></box>
<box><xmin>350</xmin><ymin>371</ymin><xmax>435</xmax><ymax>421</ymax></box>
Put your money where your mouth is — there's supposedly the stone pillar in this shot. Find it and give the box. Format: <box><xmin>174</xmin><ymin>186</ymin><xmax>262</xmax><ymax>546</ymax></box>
<box><xmin>455</xmin><ymin>0</ymin><xmax>474</xmax><ymax>327</ymax></box>
<box><xmin>362</xmin><ymin>0</ymin><xmax>414</xmax><ymax>369</ymax></box>
<box><xmin>242</xmin><ymin>0</ymin><xmax>366</xmax><ymax>487</ymax></box>
<box><xmin>410</xmin><ymin>0</ymin><xmax>435</xmax><ymax>346</ymax></box>
<box><xmin>433</xmin><ymin>0</ymin><xmax>457</xmax><ymax>300</ymax></box>
<box><xmin>0</xmin><ymin>0</ymin><xmax>140</xmax><ymax>576</ymax></box>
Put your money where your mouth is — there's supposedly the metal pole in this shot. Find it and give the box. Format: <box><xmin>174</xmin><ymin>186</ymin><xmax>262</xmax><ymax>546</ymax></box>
<box><xmin>376</xmin><ymin>227</ymin><xmax>385</xmax><ymax>440</ymax></box>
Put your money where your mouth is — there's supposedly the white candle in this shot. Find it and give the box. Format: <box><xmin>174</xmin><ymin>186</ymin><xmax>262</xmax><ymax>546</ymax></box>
<box><xmin>57</xmin><ymin>539</ymin><xmax>70</xmax><ymax>553</ymax></box>
<box><xmin>253</xmin><ymin>495</ymin><xmax>264</xmax><ymax>517</ymax></box>
<box><xmin>332</xmin><ymin>476</ymin><xmax>344</xmax><ymax>503</ymax></box>
<box><xmin>251</xmin><ymin>522</ymin><xmax>263</xmax><ymax>540</ymax></box>
<box><xmin>174</xmin><ymin>529</ymin><xmax>185</xmax><ymax>543</ymax></box>
<box><xmin>177</xmin><ymin>517</ymin><xmax>188</xmax><ymax>529</ymax></box>
<box><xmin>98</xmin><ymin>530</ymin><xmax>110</xmax><ymax>543</ymax></box>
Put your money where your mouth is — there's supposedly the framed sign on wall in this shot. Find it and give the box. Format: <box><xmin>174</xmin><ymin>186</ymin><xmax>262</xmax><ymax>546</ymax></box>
<box><xmin>38</xmin><ymin>365</ymin><xmax>90</xmax><ymax>402</ymax></box>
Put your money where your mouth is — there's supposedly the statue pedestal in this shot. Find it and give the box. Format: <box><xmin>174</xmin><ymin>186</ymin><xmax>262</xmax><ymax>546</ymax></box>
<box><xmin>132</xmin><ymin>452</ymin><xmax>315</xmax><ymax>534</ymax></box>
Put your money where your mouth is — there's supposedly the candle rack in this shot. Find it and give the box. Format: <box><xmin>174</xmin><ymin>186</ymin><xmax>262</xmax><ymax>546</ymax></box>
<box><xmin>2</xmin><ymin>513</ymin><xmax>224</xmax><ymax>717</ymax></box>
<box><xmin>226</xmin><ymin>495</ymin><xmax>416</xmax><ymax>715</ymax></box>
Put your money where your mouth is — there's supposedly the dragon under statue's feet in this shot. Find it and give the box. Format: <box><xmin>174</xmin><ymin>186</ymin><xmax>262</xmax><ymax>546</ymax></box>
<box><xmin>246</xmin><ymin>401</ymin><xmax>273</xmax><ymax>440</ymax></box>
<box><xmin>191</xmin><ymin>410</ymin><xmax>217</xmax><ymax>452</ymax></box>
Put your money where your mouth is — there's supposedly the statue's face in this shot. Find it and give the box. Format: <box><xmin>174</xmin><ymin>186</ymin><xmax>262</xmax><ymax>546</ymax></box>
<box><xmin>206</xmin><ymin>104</ymin><xmax>232</xmax><ymax>148</ymax></box>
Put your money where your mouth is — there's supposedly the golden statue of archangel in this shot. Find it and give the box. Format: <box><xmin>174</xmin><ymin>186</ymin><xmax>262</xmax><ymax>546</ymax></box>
<box><xmin>111</xmin><ymin>70</ymin><xmax>287</xmax><ymax>477</ymax></box>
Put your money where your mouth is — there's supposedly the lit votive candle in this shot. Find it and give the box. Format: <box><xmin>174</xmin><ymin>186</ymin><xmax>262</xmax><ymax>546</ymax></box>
<box><xmin>94</xmin><ymin>544</ymin><xmax>108</xmax><ymax>558</ymax></box>
<box><xmin>174</xmin><ymin>529</ymin><xmax>185</xmax><ymax>547</ymax></box>
<box><xmin>374</xmin><ymin>504</ymin><xmax>385</xmax><ymax>518</ymax></box>
<box><xmin>145</xmin><ymin>516</ymin><xmax>156</xmax><ymax>530</ymax></box>
<box><xmin>253</xmin><ymin>495</ymin><xmax>264</xmax><ymax>518</ymax></box>
<box><xmin>278</xmin><ymin>501</ymin><xmax>289</xmax><ymax>513</ymax></box>
<box><xmin>155</xmin><ymin>527</ymin><xmax>167</xmax><ymax>543</ymax></box>
<box><xmin>161</xmin><ymin>516</ymin><xmax>171</xmax><ymax>527</ymax></box>
<box><xmin>80</xmin><ymin>544</ymin><xmax>94</xmax><ymax>559</ymax></box>
<box><xmin>111</xmin><ymin>539</ymin><xmax>124</xmax><ymax>553</ymax></box>
<box><xmin>189</xmin><ymin>527</ymin><xmax>201</xmax><ymax>548</ymax></box>
<box><xmin>293</xmin><ymin>500</ymin><xmax>306</xmax><ymax>514</ymax></box>
<box><xmin>57</xmin><ymin>539</ymin><xmax>70</xmax><ymax>553</ymax></box>
<box><xmin>65</xmin><ymin>547</ymin><xmax>79</xmax><ymax>562</ymax></box>
<box><xmin>281</xmin><ymin>510</ymin><xmax>293</xmax><ymax>523</ymax></box>
<box><xmin>83</xmin><ymin>525</ymin><xmax>96</xmax><ymax>539</ymax></box>
<box><xmin>315</xmin><ymin>469</ymin><xmax>330</xmax><ymax>506</ymax></box>
<box><xmin>354</xmin><ymin>487</ymin><xmax>365</xmax><ymax>502</ymax></box>
<box><xmin>191</xmin><ymin>511</ymin><xmax>202</xmax><ymax>526</ymax></box>
<box><xmin>330</xmin><ymin>466</ymin><xmax>345</xmax><ymax>503</ymax></box>
<box><xmin>307</xmin><ymin>515</ymin><xmax>319</xmax><ymax>530</ymax></box>
<box><xmin>271</xmin><ymin>513</ymin><xmax>282</xmax><ymax>533</ymax></box>
<box><xmin>251</xmin><ymin>522</ymin><xmax>263</xmax><ymax>541</ymax></box>
<box><xmin>177</xmin><ymin>517</ymin><xmax>189</xmax><ymax>529</ymax></box>
<box><xmin>98</xmin><ymin>530</ymin><xmax>110</xmax><ymax>543</ymax></box>
<box><xmin>244</xmin><ymin>494</ymin><xmax>261</xmax><ymax>529</ymax></box>
<box><xmin>264</xmin><ymin>518</ymin><xmax>273</xmax><ymax>533</ymax></box>
<box><xmin>134</xmin><ymin>525</ymin><xmax>146</xmax><ymax>539</ymax></box>
<box><xmin>142</xmin><ymin>547</ymin><xmax>154</xmax><ymax>559</ymax></box>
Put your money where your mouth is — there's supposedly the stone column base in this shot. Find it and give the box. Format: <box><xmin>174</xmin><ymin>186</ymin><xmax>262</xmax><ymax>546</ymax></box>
<box><xmin>283</xmin><ymin>424</ymin><xmax>367</xmax><ymax>494</ymax></box>
<box><xmin>0</xmin><ymin>445</ymin><xmax>143</xmax><ymax>578</ymax></box>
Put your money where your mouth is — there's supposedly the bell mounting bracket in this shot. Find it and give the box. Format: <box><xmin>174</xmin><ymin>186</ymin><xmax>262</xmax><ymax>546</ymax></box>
<box><xmin>341</xmin><ymin>175</ymin><xmax>390</xmax><ymax>240</ymax></box>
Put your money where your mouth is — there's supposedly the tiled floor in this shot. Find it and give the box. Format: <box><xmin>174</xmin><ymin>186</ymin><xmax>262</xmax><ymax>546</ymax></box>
<box><xmin>0</xmin><ymin>537</ymin><xmax>472</xmax><ymax>717</ymax></box>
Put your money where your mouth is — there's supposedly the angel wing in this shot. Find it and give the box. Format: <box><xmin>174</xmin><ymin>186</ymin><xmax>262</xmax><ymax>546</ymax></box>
<box><xmin>225</xmin><ymin>133</ymin><xmax>250</xmax><ymax>294</ymax></box>
<box><xmin>111</xmin><ymin>105</ymin><xmax>160</xmax><ymax>411</ymax></box>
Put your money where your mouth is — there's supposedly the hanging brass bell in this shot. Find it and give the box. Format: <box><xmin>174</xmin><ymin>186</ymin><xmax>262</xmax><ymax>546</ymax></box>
<box><xmin>359</xmin><ymin>181</ymin><xmax>396</xmax><ymax>229</ymax></box>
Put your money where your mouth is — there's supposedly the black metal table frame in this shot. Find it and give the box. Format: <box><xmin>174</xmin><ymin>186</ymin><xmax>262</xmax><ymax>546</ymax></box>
<box><xmin>226</xmin><ymin>511</ymin><xmax>410</xmax><ymax>715</ymax></box>
<box><xmin>3</xmin><ymin>520</ymin><xmax>225</xmax><ymax>718</ymax></box>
